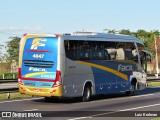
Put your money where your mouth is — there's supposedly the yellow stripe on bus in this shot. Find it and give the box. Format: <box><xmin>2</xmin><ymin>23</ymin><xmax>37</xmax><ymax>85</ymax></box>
<box><xmin>77</xmin><ymin>61</ymin><xmax>128</xmax><ymax>81</ymax></box>
<box><xmin>25</xmin><ymin>72</ymin><xmax>54</xmax><ymax>77</ymax></box>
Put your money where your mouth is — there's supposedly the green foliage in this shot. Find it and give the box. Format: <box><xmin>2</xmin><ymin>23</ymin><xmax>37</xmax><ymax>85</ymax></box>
<box><xmin>0</xmin><ymin>73</ymin><xmax>17</xmax><ymax>79</ymax></box>
<box><xmin>0</xmin><ymin>92</ymin><xmax>33</xmax><ymax>101</ymax></box>
<box><xmin>119</xmin><ymin>29</ymin><xmax>132</xmax><ymax>35</ymax></box>
<box><xmin>103</xmin><ymin>29</ymin><xmax>117</xmax><ymax>34</ymax></box>
<box><xmin>6</xmin><ymin>36</ymin><xmax>20</xmax><ymax>63</ymax></box>
<box><xmin>104</xmin><ymin>29</ymin><xmax>160</xmax><ymax>55</ymax></box>
<box><xmin>0</xmin><ymin>44</ymin><xmax>3</xmax><ymax>51</ymax></box>
<box><xmin>0</xmin><ymin>74</ymin><xmax>3</xmax><ymax>79</ymax></box>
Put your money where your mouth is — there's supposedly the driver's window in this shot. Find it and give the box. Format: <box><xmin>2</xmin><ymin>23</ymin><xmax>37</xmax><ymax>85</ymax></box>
<box><xmin>146</xmin><ymin>53</ymin><xmax>152</xmax><ymax>63</ymax></box>
<box><xmin>140</xmin><ymin>51</ymin><xmax>152</xmax><ymax>72</ymax></box>
<box><xmin>140</xmin><ymin>51</ymin><xmax>146</xmax><ymax>72</ymax></box>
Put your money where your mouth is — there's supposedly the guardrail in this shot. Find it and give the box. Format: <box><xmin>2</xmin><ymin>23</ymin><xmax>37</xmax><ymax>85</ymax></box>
<box><xmin>0</xmin><ymin>88</ymin><xmax>18</xmax><ymax>94</ymax></box>
<box><xmin>147</xmin><ymin>78</ymin><xmax>160</xmax><ymax>82</ymax></box>
<box><xmin>0</xmin><ymin>77</ymin><xmax>160</xmax><ymax>84</ymax></box>
<box><xmin>147</xmin><ymin>74</ymin><xmax>160</xmax><ymax>82</ymax></box>
<box><xmin>0</xmin><ymin>79</ymin><xmax>17</xmax><ymax>83</ymax></box>
<box><xmin>0</xmin><ymin>79</ymin><xmax>18</xmax><ymax>94</ymax></box>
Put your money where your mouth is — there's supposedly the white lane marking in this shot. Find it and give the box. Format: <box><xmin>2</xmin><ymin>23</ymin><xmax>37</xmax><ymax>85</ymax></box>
<box><xmin>68</xmin><ymin>117</ymin><xmax>91</xmax><ymax>120</ymax></box>
<box><xmin>68</xmin><ymin>103</ymin><xmax>160</xmax><ymax>120</ymax></box>
<box><xmin>0</xmin><ymin>97</ymin><xmax>43</xmax><ymax>104</ymax></box>
<box><xmin>90</xmin><ymin>103</ymin><xmax>160</xmax><ymax>117</ymax></box>
<box><xmin>90</xmin><ymin>93</ymin><xmax>155</xmax><ymax>104</ymax></box>
<box><xmin>129</xmin><ymin>93</ymin><xmax>154</xmax><ymax>98</ymax></box>
<box><xmin>0</xmin><ymin>93</ymin><xmax>155</xmax><ymax>104</ymax></box>
<box><xmin>23</xmin><ymin>109</ymin><xmax>39</xmax><ymax>111</ymax></box>
<box><xmin>119</xmin><ymin>103</ymin><xmax>160</xmax><ymax>111</ymax></box>
<box><xmin>0</xmin><ymin>93</ymin><xmax>157</xmax><ymax>107</ymax></box>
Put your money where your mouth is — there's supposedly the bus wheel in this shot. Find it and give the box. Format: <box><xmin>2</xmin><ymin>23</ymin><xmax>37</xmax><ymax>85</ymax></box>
<box><xmin>82</xmin><ymin>86</ymin><xmax>92</xmax><ymax>102</ymax></box>
<box><xmin>125</xmin><ymin>83</ymin><xmax>135</xmax><ymax>96</ymax></box>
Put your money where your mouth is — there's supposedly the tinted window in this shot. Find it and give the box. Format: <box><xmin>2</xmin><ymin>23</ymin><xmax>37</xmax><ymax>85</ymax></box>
<box><xmin>64</xmin><ymin>40</ymin><xmax>137</xmax><ymax>61</ymax></box>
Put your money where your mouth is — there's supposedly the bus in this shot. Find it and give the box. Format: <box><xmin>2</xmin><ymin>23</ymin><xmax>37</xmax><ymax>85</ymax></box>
<box><xmin>18</xmin><ymin>32</ymin><xmax>152</xmax><ymax>102</ymax></box>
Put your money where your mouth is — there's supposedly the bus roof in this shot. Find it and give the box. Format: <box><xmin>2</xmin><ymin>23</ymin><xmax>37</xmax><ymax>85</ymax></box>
<box><xmin>61</xmin><ymin>32</ymin><xmax>144</xmax><ymax>45</ymax></box>
<box><xmin>23</xmin><ymin>32</ymin><xmax>144</xmax><ymax>45</ymax></box>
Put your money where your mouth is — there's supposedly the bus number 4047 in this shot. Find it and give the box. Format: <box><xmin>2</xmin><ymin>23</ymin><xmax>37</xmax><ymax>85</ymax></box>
<box><xmin>33</xmin><ymin>54</ymin><xmax>44</xmax><ymax>58</ymax></box>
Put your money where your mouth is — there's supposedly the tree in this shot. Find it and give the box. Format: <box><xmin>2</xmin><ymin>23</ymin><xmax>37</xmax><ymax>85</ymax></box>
<box><xmin>103</xmin><ymin>28</ymin><xmax>160</xmax><ymax>51</ymax></box>
<box><xmin>0</xmin><ymin>44</ymin><xmax>3</xmax><ymax>54</ymax></box>
<box><xmin>103</xmin><ymin>29</ymin><xmax>118</xmax><ymax>34</ymax></box>
<box><xmin>6</xmin><ymin>36</ymin><xmax>21</xmax><ymax>63</ymax></box>
<box><xmin>119</xmin><ymin>29</ymin><xmax>132</xmax><ymax>35</ymax></box>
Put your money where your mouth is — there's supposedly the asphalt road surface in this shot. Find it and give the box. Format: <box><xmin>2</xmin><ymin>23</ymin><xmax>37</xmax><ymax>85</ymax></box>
<box><xmin>0</xmin><ymin>87</ymin><xmax>160</xmax><ymax>120</ymax></box>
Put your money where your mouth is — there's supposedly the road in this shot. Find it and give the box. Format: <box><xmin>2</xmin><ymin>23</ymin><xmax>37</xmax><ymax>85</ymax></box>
<box><xmin>0</xmin><ymin>87</ymin><xmax>160</xmax><ymax>120</ymax></box>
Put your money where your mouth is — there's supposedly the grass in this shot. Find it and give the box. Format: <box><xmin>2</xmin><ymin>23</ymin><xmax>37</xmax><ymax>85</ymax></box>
<box><xmin>0</xmin><ymin>92</ymin><xmax>34</xmax><ymax>101</ymax></box>
<box><xmin>151</xmin><ymin>118</ymin><xmax>160</xmax><ymax>120</ymax></box>
<box><xmin>147</xmin><ymin>82</ymin><xmax>160</xmax><ymax>87</ymax></box>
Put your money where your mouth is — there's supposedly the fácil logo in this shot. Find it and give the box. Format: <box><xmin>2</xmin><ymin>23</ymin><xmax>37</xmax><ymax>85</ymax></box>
<box><xmin>30</xmin><ymin>38</ymin><xmax>47</xmax><ymax>50</ymax></box>
<box><xmin>29</xmin><ymin>67</ymin><xmax>46</xmax><ymax>72</ymax></box>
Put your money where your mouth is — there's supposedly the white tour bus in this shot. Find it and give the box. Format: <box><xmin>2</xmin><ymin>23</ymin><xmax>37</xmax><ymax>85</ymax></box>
<box><xmin>18</xmin><ymin>32</ymin><xmax>151</xmax><ymax>102</ymax></box>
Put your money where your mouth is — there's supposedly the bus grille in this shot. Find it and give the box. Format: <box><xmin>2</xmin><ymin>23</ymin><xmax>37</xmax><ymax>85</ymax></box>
<box><xmin>24</xmin><ymin>60</ymin><xmax>54</xmax><ymax>68</ymax></box>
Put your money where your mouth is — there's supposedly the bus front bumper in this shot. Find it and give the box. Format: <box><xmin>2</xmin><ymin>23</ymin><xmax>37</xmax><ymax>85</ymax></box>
<box><xmin>19</xmin><ymin>84</ymin><xmax>62</xmax><ymax>97</ymax></box>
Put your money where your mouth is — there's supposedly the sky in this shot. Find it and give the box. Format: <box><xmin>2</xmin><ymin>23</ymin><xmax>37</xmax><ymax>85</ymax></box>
<box><xmin>0</xmin><ymin>0</ymin><xmax>160</xmax><ymax>53</ymax></box>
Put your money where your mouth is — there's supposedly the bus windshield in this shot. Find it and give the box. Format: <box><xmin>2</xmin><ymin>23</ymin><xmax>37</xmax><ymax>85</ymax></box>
<box><xmin>21</xmin><ymin>37</ymin><xmax>58</xmax><ymax>81</ymax></box>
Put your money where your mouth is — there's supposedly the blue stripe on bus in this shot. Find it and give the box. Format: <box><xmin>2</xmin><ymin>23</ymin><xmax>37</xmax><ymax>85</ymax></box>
<box><xmin>22</xmin><ymin>80</ymin><xmax>54</xmax><ymax>88</ymax></box>
<box><xmin>86</xmin><ymin>60</ymin><xmax>137</xmax><ymax>94</ymax></box>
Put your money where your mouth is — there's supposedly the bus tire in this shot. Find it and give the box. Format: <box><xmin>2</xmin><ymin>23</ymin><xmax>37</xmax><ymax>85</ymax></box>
<box><xmin>82</xmin><ymin>85</ymin><xmax>92</xmax><ymax>102</ymax></box>
<box><xmin>125</xmin><ymin>83</ymin><xmax>135</xmax><ymax>96</ymax></box>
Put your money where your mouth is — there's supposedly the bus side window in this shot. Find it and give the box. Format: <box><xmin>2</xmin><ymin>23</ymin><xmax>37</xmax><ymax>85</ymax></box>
<box><xmin>116</xmin><ymin>48</ymin><xmax>125</xmax><ymax>60</ymax></box>
<box><xmin>104</xmin><ymin>42</ymin><xmax>116</xmax><ymax>60</ymax></box>
<box><xmin>104</xmin><ymin>49</ymin><xmax>110</xmax><ymax>60</ymax></box>
<box><xmin>79</xmin><ymin>41</ymin><xmax>92</xmax><ymax>60</ymax></box>
<box><xmin>93</xmin><ymin>42</ymin><xmax>104</xmax><ymax>60</ymax></box>
<box><xmin>79</xmin><ymin>45</ymin><xmax>84</xmax><ymax>59</ymax></box>
<box><xmin>106</xmin><ymin>48</ymin><xmax>116</xmax><ymax>60</ymax></box>
<box><xmin>132</xmin><ymin>49</ymin><xmax>138</xmax><ymax>62</ymax></box>
<box><xmin>125</xmin><ymin>49</ymin><xmax>133</xmax><ymax>60</ymax></box>
<box><xmin>64</xmin><ymin>40</ymin><xmax>72</xmax><ymax>59</ymax></box>
<box><xmin>64</xmin><ymin>40</ymin><xmax>79</xmax><ymax>60</ymax></box>
<box><xmin>125</xmin><ymin>42</ymin><xmax>136</xmax><ymax>61</ymax></box>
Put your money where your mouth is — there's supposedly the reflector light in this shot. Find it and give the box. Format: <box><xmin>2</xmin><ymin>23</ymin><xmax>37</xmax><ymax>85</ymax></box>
<box><xmin>55</xmin><ymin>34</ymin><xmax>59</xmax><ymax>38</ymax></box>
<box><xmin>23</xmin><ymin>33</ymin><xmax>27</xmax><ymax>37</ymax></box>
<box><xmin>18</xmin><ymin>68</ymin><xmax>21</xmax><ymax>79</ymax></box>
<box><xmin>18</xmin><ymin>68</ymin><xmax>23</xmax><ymax>85</ymax></box>
<box><xmin>52</xmin><ymin>70</ymin><xmax>61</xmax><ymax>87</ymax></box>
